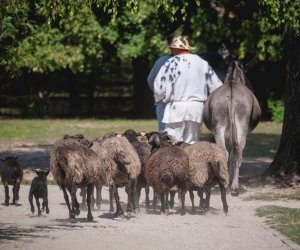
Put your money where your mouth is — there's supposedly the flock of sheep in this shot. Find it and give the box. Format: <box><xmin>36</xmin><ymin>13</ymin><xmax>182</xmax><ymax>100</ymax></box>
<box><xmin>0</xmin><ymin>129</ymin><xmax>230</xmax><ymax>221</ymax></box>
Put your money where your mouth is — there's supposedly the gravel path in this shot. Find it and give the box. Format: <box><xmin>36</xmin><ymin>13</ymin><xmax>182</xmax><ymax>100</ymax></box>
<box><xmin>0</xmin><ymin>146</ymin><xmax>300</xmax><ymax>250</ymax></box>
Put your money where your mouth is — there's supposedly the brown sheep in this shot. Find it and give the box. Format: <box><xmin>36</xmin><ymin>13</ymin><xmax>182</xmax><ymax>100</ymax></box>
<box><xmin>50</xmin><ymin>137</ymin><xmax>101</xmax><ymax>221</ymax></box>
<box><xmin>91</xmin><ymin>133</ymin><xmax>141</xmax><ymax>217</ymax></box>
<box><xmin>179</xmin><ymin>141</ymin><xmax>229</xmax><ymax>213</ymax></box>
<box><xmin>145</xmin><ymin>133</ymin><xmax>189</xmax><ymax>215</ymax></box>
<box><xmin>122</xmin><ymin>129</ymin><xmax>152</xmax><ymax>211</ymax></box>
<box><xmin>0</xmin><ymin>156</ymin><xmax>23</xmax><ymax>206</ymax></box>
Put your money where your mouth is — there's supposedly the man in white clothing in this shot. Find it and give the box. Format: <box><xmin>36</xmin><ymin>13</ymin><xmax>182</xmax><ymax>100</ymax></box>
<box><xmin>147</xmin><ymin>54</ymin><xmax>172</xmax><ymax>131</ymax></box>
<box><xmin>153</xmin><ymin>36</ymin><xmax>222</xmax><ymax>144</ymax></box>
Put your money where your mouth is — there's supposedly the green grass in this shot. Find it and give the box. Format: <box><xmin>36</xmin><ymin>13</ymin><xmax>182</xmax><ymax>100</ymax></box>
<box><xmin>245</xmin><ymin>191</ymin><xmax>300</xmax><ymax>201</ymax></box>
<box><xmin>256</xmin><ymin>206</ymin><xmax>300</xmax><ymax>245</ymax></box>
<box><xmin>0</xmin><ymin>119</ymin><xmax>282</xmax><ymax>159</ymax></box>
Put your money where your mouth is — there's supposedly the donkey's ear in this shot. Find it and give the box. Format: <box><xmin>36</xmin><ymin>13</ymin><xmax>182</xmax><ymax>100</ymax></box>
<box><xmin>46</xmin><ymin>170</ymin><xmax>50</xmax><ymax>176</ymax></box>
<box><xmin>218</xmin><ymin>43</ymin><xmax>231</xmax><ymax>62</ymax></box>
<box><xmin>35</xmin><ymin>170</ymin><xmax>41</xmax><ymax>176</ymax></box>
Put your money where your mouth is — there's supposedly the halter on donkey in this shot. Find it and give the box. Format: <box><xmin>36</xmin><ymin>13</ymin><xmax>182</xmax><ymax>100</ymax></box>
<box><xmin>202</xmin><ymin>60</ymin><xmax>261</xmax><ymax>196</ymax></box>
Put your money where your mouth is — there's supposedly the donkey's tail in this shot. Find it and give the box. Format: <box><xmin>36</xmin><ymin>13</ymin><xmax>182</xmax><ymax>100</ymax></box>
<box><xmin>228</xmin><ymin>84</ymin><xmax>238</xmax><ymax>147</ymax></box>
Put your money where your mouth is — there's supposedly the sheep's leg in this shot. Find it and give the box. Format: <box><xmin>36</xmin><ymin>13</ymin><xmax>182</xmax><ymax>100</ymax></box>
<box><xmin>131</xmin><ymin>179</ymin><xmax>136</xmax><ymax>213</ymax></box>
<box><xmin>135</xmin><ymin>185</ymin><xmax>142</xmax><ymax>212</ymax></box>
<box><xmin>70</xmin><ymin>184</ymin><xmax>79</xmax><ymax>218</ymax></box>
<box><xmin>86</xmin><ymin>184</ymin><xmax>93</xmax><ymax>221</ymax></box>
<box><xmin>220</xmin><ymin>183</ymin><xmax>228</xmax><ymax>213</ymax></box>
<box><xmin>177</xmin><ymin>189</ymin><xmax>182</xmax><ymax>203</ymax></box>
<box><xmin>198</xmin><ymin>189</ymin><xmax>205</xmax><ymax>210</ymax></box>
<box><xmin>189</xmin><ymin>189</ymin><xmax>195</xmax><ymax>212</ymax></box>
<box><xmin>145</xmin><ymin>185</ymin><xmax>150</xmax><ymax>211</ymax></box>
<box><xmin>109</xmin><ymin>186</ymin><xmax>114</xmax><ymax>212</ymax></box>
<box><xmin>29</xmin><ymin>191</ymin><xmax>35</xmax><ymax>213</ymax></box>
<box><xmin>90</xmin><ymin>185</ymin><xmax>96</xmax><ymax>209</ymax></box>
<box><xmin>80</xmin><ymin>187</ymin><xmax>87</xmax><ymax>209</ymax></box>
<box><xmin>180</xmin><ymin>189</ymin><xmax>186</xmax><ymax>215</ymax></box>
<box><xmin>4</xmin><ymin>182</ymin><xmax>9</xmax><ymax>206</ymax></box>
<box><xmin>169</xmin><ymin>191</ymin><xmax>176</xmax><ymax>209</ymax></box>
<box><xmin>159</xmin><ymin>193</ymin><xmax>165</xmax><ymax>214</ymax></box>
<box><xmin>204</xmin><ymin>186</ymin><xmax>211</xmax><ymax>212</ymax></box>
<box><xmin>125</xmin><ymin>178</ymin><xmax>136</xmax><ymax>215</ymax></box>
<box><xmin>42</xmin><ymin>190</ymin><xmax>50</xmax><ymax>214</ymax></box>
<box><xmin>14</xmin><ymin>179</ymin><xmax>21</xmax><ymax>205</ymax></box>
<box><xmin>61</xmin><ymin>185</ymin><xmax>74</xmax><ymax>219</ymax></box>
<box><xmin>35</xmin><ymin>195</ymin><xmax>42</xmax><ymax>216</ymax></box>
<box><xmin>165</xmin><ymin>191</ymin><xmax>170</xmax><ymax>215</ymax></box>
<box><xmin>96</xmin><ymin>185</ymin><xmax>102</xmax><ymax>210</ymax></box>
<box><xmin>112</xmin><ymin>184</ymin><xmax>124</xmax><ymax>217</ymax></box>
<box><xmin>152</xmin><ymin>191</ymin><xmax>157</xmax><ymax>212</ymax></box>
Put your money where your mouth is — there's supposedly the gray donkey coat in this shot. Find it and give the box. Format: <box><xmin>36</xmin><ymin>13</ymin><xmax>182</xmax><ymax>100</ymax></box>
<box><xmin>202</xmin><ymin>61</ymin><xmax>261</xmax><ymax>195</ymax></box>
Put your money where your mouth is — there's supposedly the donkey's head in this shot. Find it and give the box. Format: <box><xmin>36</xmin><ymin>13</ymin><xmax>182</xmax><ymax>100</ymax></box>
<box><xmin>224</xmin><ymin>61</ymin><xmax>246</xmax><ymax>86</ymax></box>
<box><xmin>217</xmin><ymin>43</ymin><xmax>232</xmax><ymax>64</ymax></box>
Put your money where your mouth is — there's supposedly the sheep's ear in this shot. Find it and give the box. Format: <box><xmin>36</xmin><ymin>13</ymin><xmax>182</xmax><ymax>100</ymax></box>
<box><xmin>139</xmin><ymin>131</ymin><xmax>146</xmax><ymax>137</ymax></box>
<box><xmin>149</xmin><ymin>134</ymin><xmax>160</xmax><ymax>147</ymax></box>
<box><xmin>74</xmin><ymin>134</ymin><xmax>84</xmax><ymax>139</ymax></box>
<box><xmin>46</xmin><ymin>170</ymin><xmax>50</xmax><ymax>176</ymax></box>
<box><xmin>35</xmin><ymin>170</ymin><xmax>41</xmax><ymax>176</ymax></box>
<box><xmin>114</xmin><ymin>151</ymin><xmax>131</xmax><ymax>165</ymax></box>
<box><xmin>63</xmin><ymin>134</ymin><xmax>70</xmax><ymax>139</ymax></box>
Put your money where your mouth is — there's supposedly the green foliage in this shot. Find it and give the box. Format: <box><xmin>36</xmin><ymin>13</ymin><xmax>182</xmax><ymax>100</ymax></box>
<box><xmin>256</xmin><ymin>206</ymin><xmax>300</xmax><ymax>245</ymax></box>
<box><xmin>245</xmin><ymin>190</ymin><xmax>300</xmax><ymax>201</ymax></box>
<box><xmin>256</xmin><ymin>0</ymin><xmax>300</xmax><ymax>61</ymax></box>
<box><xmin>258</xmin><ymin>0</ymin><xmax>300</xmax><ymax>35</ymax></box>
<box><xmin>267</xmin><ymin>98</ymin><xmax>284</xmax><ymax>123</ymax></box>
<box><xmin>1</xmin><ymin>0</ymin><xmax>298</xmax><ymax>83</ymax></box>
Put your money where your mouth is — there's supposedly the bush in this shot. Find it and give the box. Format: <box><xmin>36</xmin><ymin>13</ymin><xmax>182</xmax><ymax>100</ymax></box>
<box><xmin>267</xmin><ymin>98</ymin><xmax>284</xmax><ymax>123</ymax></box>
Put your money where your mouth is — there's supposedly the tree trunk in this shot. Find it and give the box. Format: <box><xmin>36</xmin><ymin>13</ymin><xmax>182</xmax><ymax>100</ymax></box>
<box><xmin>132</xmin><ymin>57</ymin><xmax>155</xmax><ymax>118</ymax></box>
<box><xmin>268</xmin><ymin>31</ymin><xmax>300</xmax><ymax>177</ymax></box>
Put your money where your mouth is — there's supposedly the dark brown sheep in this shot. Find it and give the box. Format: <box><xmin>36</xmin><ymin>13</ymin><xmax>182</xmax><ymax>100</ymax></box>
<box><xmin>145</xmin><ymin>133</ymin><xmax>189</xmax><ymax>215</ymax></box>
<box><xmin>29</xmin><ymin>170</ymin><xmax>50</xmax><ymax>216</ymax></box>
<box><xmin>0</xmin><ymin>156</ymin><xmax>23</xmax><ymax>206</ymax></box>
<box><xmin>122</xmin><ymin>129</ymin><xmax>152</xmax><ymax>211</ymax></box>
<box><xmin>50</xmin><ymin>137</ymin><xmax>101</xmax><ymax>221</ymax></box>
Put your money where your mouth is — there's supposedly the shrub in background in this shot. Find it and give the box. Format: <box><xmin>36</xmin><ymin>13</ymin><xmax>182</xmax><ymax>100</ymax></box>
<box><xmin>267</xmin><ymin>98</ymin><xmax>284</xmax><ymax>123</ymax></box>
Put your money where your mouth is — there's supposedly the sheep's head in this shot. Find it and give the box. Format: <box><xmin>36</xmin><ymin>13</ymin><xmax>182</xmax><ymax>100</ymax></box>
<box><xmin>35</xmin><ymin>169</ymin><xmax>49</xmax><ymax>181</ymax></box>
<box><xmin>114</xmin><ymin>151</ymin><xmax>131</xmax><ymax>165</ymax></box>
<box><xmin>1</xmin><ymin>156</ymin><xmax>19</xmax><ymax>168</ymax></box>
<box><xmin>63</xmin><ymin>134</ymin><xmax>93</xmax><ymax>148</ymax></box>
<box><xmin>122</xmin><ymin>129</ymin><xmax>139</xmax><ymax>142</ymax></box>
<box><xmin>148</xmin><ymin>132</ymin><xmax>173</xmax><ymax>151</ymax></box>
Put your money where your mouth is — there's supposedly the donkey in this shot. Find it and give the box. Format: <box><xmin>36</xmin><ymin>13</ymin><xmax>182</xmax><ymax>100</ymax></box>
<box><xmin>202</xmin><ymin>60</ymin><xmax>261</xmax><ymax>196</ymax></box>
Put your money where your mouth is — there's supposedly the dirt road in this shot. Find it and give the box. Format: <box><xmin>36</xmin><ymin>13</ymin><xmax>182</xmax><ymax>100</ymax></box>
<box><xmin>0</xmin><ymin>146</ymin><xmax>300</xmax><ymax>250</ymax></box>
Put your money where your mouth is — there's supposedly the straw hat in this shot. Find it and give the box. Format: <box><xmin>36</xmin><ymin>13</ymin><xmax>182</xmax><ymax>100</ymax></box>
<box><xmin>169</xmin><ymin>36</ymin><xmax>194</xmax><ymax>50</ymax></box>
